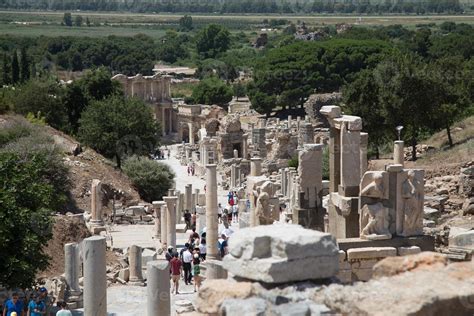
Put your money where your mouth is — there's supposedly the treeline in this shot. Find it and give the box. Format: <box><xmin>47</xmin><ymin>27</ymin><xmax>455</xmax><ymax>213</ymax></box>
<box><xmin>0</xmin><ymin>0</ymin><xmax>468</xmax><ymax>14</ymax></box>
<box><xmin>248</xmin><ymin>22</ymin><xmax>473</xmax><ymax>158</ymax></box>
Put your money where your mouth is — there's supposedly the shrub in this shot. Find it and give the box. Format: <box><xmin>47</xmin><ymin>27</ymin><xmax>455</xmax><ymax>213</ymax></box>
<box><xmin>123</xmin><ymin>156</ymin><xmax>175</xmax><ymax>203</ymax></box>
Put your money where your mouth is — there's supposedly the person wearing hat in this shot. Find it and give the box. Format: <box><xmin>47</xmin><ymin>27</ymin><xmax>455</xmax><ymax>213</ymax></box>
<box><xmin>3</xmin><ymin>292</ymin><xmax>24</xmax><ymax>316</ymax></box>
<box><xmin>38</xmin><ymin>287</ymin><xmax>54</xmax><ymax>316</ymax></box>
<box><xmin>192</xmin><ymin>254</ymin><xmax>202</xmax><ymax>292</ymax></box>
<box><xmin>27</xmin><ymin>294</ymin><xmax>45</xmax><ymax>316</ymax></box>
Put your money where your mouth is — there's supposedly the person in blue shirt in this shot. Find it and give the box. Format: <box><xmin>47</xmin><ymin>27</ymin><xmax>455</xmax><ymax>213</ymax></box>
<box><xmin>3</xmin><ymin>292</ymin><xmax>24</xmax><ymax>316</ymax></box>
<box><xmin>27</xmin><ymin>295</ymin><xmax>45</xmax><ymax>316</ymax></box>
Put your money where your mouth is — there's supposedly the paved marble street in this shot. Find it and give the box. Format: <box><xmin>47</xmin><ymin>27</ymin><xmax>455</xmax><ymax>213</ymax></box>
<box><xmin>103</xmin><ymin>144</ymin><xmax>238</xmax><ymax>315</ymax></box>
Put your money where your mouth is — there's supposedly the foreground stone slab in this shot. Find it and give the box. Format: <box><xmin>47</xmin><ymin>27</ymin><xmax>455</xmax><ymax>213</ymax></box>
<box><xmin>314</xmin><ymin>258</ymin><xmax>474</xmax><ymax>315</ymax></box>
<box><xmin>223</xmin><ymin>224</ymin><xmax>338</xmax><ymax>283</ymax></box>
<box><xmin>346</xmin><ymin>247</ymin><xmax>396</xmax><ymax>260</ymax></box>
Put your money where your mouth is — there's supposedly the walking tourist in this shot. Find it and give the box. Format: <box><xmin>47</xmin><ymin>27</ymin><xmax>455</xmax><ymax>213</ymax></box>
<box><xmin>182</xmin><ymin>246</ymin><xmax>193</xmax><ymax>285</ymax></box>
<box><xmin>3</xmin><ymin>293</ymin><xmax>24</xmax><ymax>316</ymax></box>
<box><xmin>192</xmin><ymin>255</ymin><xmax>202</xmax><ymax>292</ymax></box>
<box><xmin>170</xmin><ymin>253</ymin><xmax>182</xmax><ymax>295</ymax></box>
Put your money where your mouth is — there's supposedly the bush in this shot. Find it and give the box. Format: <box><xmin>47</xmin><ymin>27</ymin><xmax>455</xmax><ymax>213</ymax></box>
<box><xmin>123</xmin><ymin>156</ymin><xmax>175</xmax><ymax>203</ymax></box>
<box><xmin>0</xmin><ymin>152</ymin><xmax>56</xmax><ymax>289</ymax></box>
<box><xmin>322</xmin><ymin>146</ymin><xmax>329</xmax><ymax>180</ymax></box>
<box><xmin>288</xmin><ymin>155</ymin><xmax>298</xmax><ymax>168</ymax></box>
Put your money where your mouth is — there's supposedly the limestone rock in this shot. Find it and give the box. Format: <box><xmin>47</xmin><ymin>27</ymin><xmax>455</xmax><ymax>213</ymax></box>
<box><xmin>271</xmin><ymin>301</ymin><xmax>331</xmax><ymax>316</ymax></box>
<box><xmin>223</xmin><ymin>224</ymin><xmax>338</xmax><ymax>283</ymax></box>
<box><xmin>194</xmin><ymin>280</ymin><xmax>259</xmax><ymax>314</ymax></box>
<box><xmin>372</xmin><ymin>251</ymin><xmax>447</xmax><ymax>278</ymax></box>
<box><xmin>449</xmin><ymin>227</ymin><xmax>474</xmax><ymax>250</ymax></box>
<box><xmin>315</xmin><ymin>260</ymin><xmax>474</xmax><ymax>316</ymax></box>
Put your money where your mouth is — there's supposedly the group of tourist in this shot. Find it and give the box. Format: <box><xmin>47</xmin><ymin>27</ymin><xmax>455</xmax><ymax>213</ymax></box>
<box><xmin>165</xmin><ymin>243</ymin><xmax>203</xmax><ymax>294</ymax></box>
<box><xmin>1</xmin><ymin>288</ymin><xmax>71</xmax><ymax>316</ymax></box>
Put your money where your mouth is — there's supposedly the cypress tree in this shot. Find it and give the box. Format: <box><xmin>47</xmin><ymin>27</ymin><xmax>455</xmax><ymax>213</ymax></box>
<box><xmin>2</xmin><ymin>53</ymin><xmax>10</xmax><ymax>85</ymax></box>
<box><xmin>20</xmin><ymin>47</ymin><xmax>30</xmax><ymax>82</ymax></box>
<box><xmin>11</xmin><ymin>51</ymin><xmax>19</xmax><ymax>84</ymax></box>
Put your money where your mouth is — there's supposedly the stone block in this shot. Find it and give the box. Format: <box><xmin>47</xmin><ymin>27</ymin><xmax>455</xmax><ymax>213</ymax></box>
<box><xmin>398</xmin><ymin>246</ymin><xmax>421</xmax><ymax>256</ymax></box>
<box><xmin>449</xmin><ymin>228</ymin><xmax>474</xmax><ymax>250</ymax></box>
<box><xmin>118</xmin><ymin>268</ymin><xmax>129</xmax><ymax>282</ymax></box>
<box><xmin>320</xmin><ymin>105</ymin><xmax>341</xmax><ymax>119</ymax></box>
<box><xmin>336</xmin><ymin>270</ymin><xmax>352</xmax><ymax>284</ymax></box>
<box><xmin>347</xmin><ymin>247</ymin><xmax>397</xmax><ymax>260</ymax></box>
<box><xmin>223</xmin><ymin>224</ymin><xmax>339</xmax><ymax>283</ymax></box>
<box><xmin>220</xmin><ymin>298</ymin><xmax>267</xmax><ymax>316</ymax></box>
<box><xmin>271</xmin><ymin>302</ymin><xmax>332</xmax><ymax>316</ymax></box>
<box><xmin>352</xmin><ymin>267</ymin><xmax>373</xmax><ymax>282</ymax></box>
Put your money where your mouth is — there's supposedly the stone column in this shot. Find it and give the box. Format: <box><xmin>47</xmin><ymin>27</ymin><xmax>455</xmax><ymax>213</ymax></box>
<box><xmin>360</xmin><ymin>133</ymin><xmax>369</xmax><ymax>179</ymax></box>
<box><xmin>147</xmin><ymin>260</ymin><xmax>170</xmax><ymax>316</ymax></box>
<box><xmin>90</xmin><ymin>179</ymin><xmax>104</xmax><ymax>227</ymax></box>
<box><xmin>250</xmin><ymin>157</ymin><xmax>262</xmax><ymax>176</ymax></box>
<box><xmin>184</xmin><ymin>184</ymin><xmax>193</xmax><ymax>212</ymax></box>
<box><xmin>205</xmin><ymin>165</ymin><xmax>218</xmax><ymax>260</ymax></box>
<box><xmin>64</xmin><ymin>243</ymin><xmax>81</xmax><ymax>296</ymax></box>
<box><xmin>340</xmin><ymin>122</ymin><xmax>361</xmax><ymax>193</ymax></box>
<box><xmin>233</xmin><ymin>149</ymin><xmax>239</xmax><ymax>158</ymax></box>
<box><xmin>281</xmin><ymin>168</ymin><xmax>287</xmax><ymax>197</ymax></box>
<box><xmin>230</xmin><ymin>164</ymin><xmax>237</xmax><ymax>188</ymax></box>
<box><xmin>188</xmin><ymin>122</ymin><xmax>194</xmax><ymax>145</ymax></box>
<box><xmin>128</xmin><ymin>245</ymin><xmax>144</xmax><ymax>286</ymax></box>
<box><xmin>152</xmin><ymin>201</ymin><xmax>164</xmax><ymax>240</ymax></box>
<box><xmin>161</xmin><ymin>108</ymin><xmax>166</xmax><ymax>136</ymax></box>
<box><xmin>168</xmin><ymin>107</ymin><xmax>172</xmax><ymax>133</ymax></box>
<box><xmin>394</xmin><ymin>140</ymin><xmax>404</xmax><ymax>167</ymax></box>
<box><xmin>164</xmin><ymin>196</ymin><xmax>178</xmax><ymax>249</ymax></box>
<box><xmin>194</xmin><ymin>188</ymin><xmax>200</xmax><ymax>207</ymax></box>
<box><xmin>288</xmin><ymin>115</ymin><xmax>292</xmax><ymax>128</ymax></box>
<box><xmin>83</xmin><ymin>236</ymin><xmax>107</xmax><ymax>316</ymax></box>
<box><xmin>242</xmin><ymin>134</ymin><xmax>248</xmax><ymax>159</ymax></box>
<box><xmin>235</xmin><ymin>165</ymin><xmax>241</xmax><ymax>187</ymax></box>
<box><xmin>160</xmin><ymin>204</ymin><xmax>168</xmax><ymax>247</ymax></box>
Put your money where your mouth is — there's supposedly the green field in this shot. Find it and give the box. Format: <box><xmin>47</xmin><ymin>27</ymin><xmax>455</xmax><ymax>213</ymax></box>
<box><xmin>0</xmin><ymin>10</ymin><xmax>473</xmax><ymax>38</ymax></box>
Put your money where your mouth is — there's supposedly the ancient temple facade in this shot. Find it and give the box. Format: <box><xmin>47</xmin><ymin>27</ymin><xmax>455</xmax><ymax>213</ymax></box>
<box><xmin>112</xmin><ymin>74</ymin><xmax>176</xmax><ymax>137</ymax></box>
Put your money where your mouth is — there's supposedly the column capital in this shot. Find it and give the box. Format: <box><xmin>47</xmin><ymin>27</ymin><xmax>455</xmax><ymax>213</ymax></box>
<box><xmin>206</xmin><ymin>164</ymin><xmax>217</xmax><ymax>169</ymax></box>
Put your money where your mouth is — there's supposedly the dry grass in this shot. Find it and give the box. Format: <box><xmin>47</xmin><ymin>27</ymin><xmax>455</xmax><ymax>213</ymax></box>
<box><xmin>425</xmin><ymin>116</ymin><xmax>474</xmax><ymax>149</ymax></box>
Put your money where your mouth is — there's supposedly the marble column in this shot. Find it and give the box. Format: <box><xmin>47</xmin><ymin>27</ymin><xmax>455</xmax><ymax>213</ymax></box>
<box><xmin>83</xmin><ymin>236</ymin><xmax>107</xmax><ymax>316</ymax></box>
<box><xmin>194</xmin><ymin>188</ymin><xmax>200</xmax><ymax>207</ymax></box>
<box><xmin>184</xmin><ymin>184</ymin><xmax>193</xmax><ymax>211</ymax></box>
<box><xmin>281</xmin><ymin>168</ymin><xmax>288</xmax><ymax>197</ymax></box>
<box><xmin>152</xmin><ymin>201</ymin><xmax>164</xmax><ymax>240</ymax></box>
<box><xmin>288</xmin><ymin>115</ymin><xmax>292</xmax><ymax>128</ymax></box>
<box><xmin>90</xmin><ymin>179</ymin><xmax>104</xmax><ymax>226</ymax></box>
<box><xmin>188</xmin><ymin>122</ymin><xmax>194</xmax><ymax>145</ymax></box>
<box><xmin>360</xmin><ymin>133</ymin><xmax>369</xmax><ymax>179</ymax></box>
<box><xmin>250</xmin><ymin>157</ymin><xmax>262</xmax><ymax>176</ymax></box>
<box><xmin>161</xmin><ymin>108</ymin><xmax>166</xmax><ymax>136</ymax></box>
<box><xmin>205</xmin><ymin>165</ymin><xmax>218</xmax><ymax>260</ymax></box>
<box><xmin>233</xmin><ymin>149</ymin><xmax>239</xmax><ymax>158</ymax></box>
<box><xmin>147</xmin><ymin>260</ymin><xmax>170</xmax><ymax>316</ymax></box>
<box><xmin>160</xmin><ymin>204</ymin><xmax>168</xmax><ymax>248</ymax></box>
<box><xmin>168</xmin><ymin>107</ymin><xmax>172</xmax><ymax>134</ymax></box>
<box><xmin>164</xmin><ymin>196</ymin><xmax>178</xmax><ymax>249</ymax></box>
<box><xmin>242</xmin><ymin>134</ymin><xmax>248</xmax><ymax>159</ymax></box>
<box><xmin>394</xmin><ymin>140</ymin><xmax>404</xmax><ymax>167</ymax></box>
<box><xmin>64</xmin><ymin>243</ymin><xmax>81</xmax><ymax>296</ymax></box>
<box><xmin>128</xmin><ymin>245</ymin><xmax>144</xmax><ymax>286</ymax></box>
<box><xmin>230</xmin><ymin>164</ymin><xmax>237</xmax><ymax>188</ymax></box>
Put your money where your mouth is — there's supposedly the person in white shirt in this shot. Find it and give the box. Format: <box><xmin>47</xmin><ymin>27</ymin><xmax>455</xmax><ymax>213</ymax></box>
<box><xmin>198</xmin><ymin>238</ymin><xmax>207</xmax><ymax>261</ymax></box>
<box><xmin>55</xmin><ymin>301</ymin><xmax>72</xmax><ymax>316</ymax></box>
<box><xmin>182</xmin><ymin>246</ymin><xmax>193</xmax><ymax>285</ymax></box>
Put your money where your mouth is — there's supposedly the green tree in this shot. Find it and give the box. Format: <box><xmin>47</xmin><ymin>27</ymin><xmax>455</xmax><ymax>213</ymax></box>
<box><xmin>191</xmin><ymin>77</ymin><xmax>233</xmax><ymax>107</ymax></box>
<box><xmin>375</xmin><ymin>54</ymin><xmax>438</xmax><ymax>160</ymax></box>
<box><xmin>70</xmin><ymin>51</ymin><xmax>83</xmax><ymax>71</ymax></box>
<box><xmin>178</xmin><ymin>15</ymin><xmax>193</xmax><ymax>31</ymax></box>
<box><xmin>0</xmin><ymin>152</ymin><xmax>54</xmax><ymax>289</ymax></box>
<box><xmin>123</xmin><ymin>156</ymin><xmax>175</xmax><ymax>203</ymax></box>
<box><xmin>63</xmin><ymin>12</ymin><xmax>73</xmax><ymax>27</ymax></box>
<box><xmin>343</xmin><ymin>69</ymin><xmax>390</xmax><ymax>159</ymax></box>
<box><xmin>20</xmin><ymin>47</ymin><xmax>30</xmax><ymax>82</ymax></box>
<box><xmin>86</xmin><ymin>17</ymin><xmax>91</xmax><ymax>27</ymax></box>
<box><xmin>233</xmin><ymin>82</ymin><xmax>246</xmax><ymax>100</ymax></box>
<box><xmin>11</xmin><ymin>51</ymin><xmax>19</xmax><ymax>84</ymax></box>
<box><xmin>156</xmin><ymin>31</ymin><xmax>190</xmax><ymax>64</ymax></box>
<box><xmin>78</xmin><ymin>95</ymin><xmax>160</xmax><ymax>168</ymax></box>
<box><xmin>14</xmin><ymin>79</ymin><xmax>67</xmax><ymax>130</ymax></box>
<box><xmin>2</xmin><ymin>53</ymin><xmax>10</xmax><ymax>85</ymax></box>
<box><xmin>196</xmin><ymin>24</ymin><xmax>231</xmax><ymax>59</ymax></box>
<box><xmin>75</xmin><ymin>15</ymin><xmax>83</xmax><ymax>27</ymax></box>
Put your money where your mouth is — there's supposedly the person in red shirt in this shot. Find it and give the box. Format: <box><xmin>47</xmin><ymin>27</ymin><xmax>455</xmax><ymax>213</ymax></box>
<box><xmin>170</xmin><ymin>253</ymin><xmax>182</xmax><ymax>294</ymax></box>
